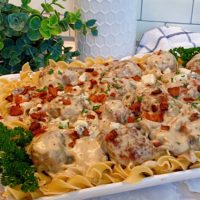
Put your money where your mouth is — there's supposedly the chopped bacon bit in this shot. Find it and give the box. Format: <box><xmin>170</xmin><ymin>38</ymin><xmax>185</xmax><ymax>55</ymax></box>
<box><xmin>15</xmin><ymin>95</ymin><xmax>25</xmax><ymax>105</ymax></box>
<box><xmin>29</xmin><ymin>121</ymin><xmax>41</xmax><ymax>131</ymax></box>
<box><xmin>161</xmin><ymin>125</ymin><xmax>170</xmax><ymax>131</ymax></box>
<box><xmin>89</xmin><ymin>79</ymin><xmax>98</xmax><ymax>89</ymax></box>
<box><xmin>9</xmin><ymin>105</ymin><xmax>23</xmax><ymax>116</ymax></box>
<box><xmin>78</xmin><ymin>81</ymin><xmax>84</xmax><ymax>86</ymax></box>
<box><xmin>6</xmin><ymin>94</ymin><xmax>13</xmax><ymax>102</ymax></box>
<box><xmin>104</xmin><ymin>62</ymin><xmax>109</xmax><ymax>66</ymax></box>
<box><xmin>70</xmin><ymin>131</ymin><xmax>79</xmax><ymax>140</ymax></box>
<box><xmin>132</xmin><ymin>75</ymin><xmax>141</xmax><ymax>81</ymax></box>
<box><xmin>85</xmin><ymin>68</ymin><xmax>94</xmax><ymax>72</ymax></box>
<box><xmin>151</xmin><ymin>104</ymin><xmax>158</xmax><ymax>112</ymax></box>
<box><xmin>83</xmin><ymin>128</ymin><xmax>90</xmax><ymax>136</ymax></box>
<box><xmin>168</xmin><ymin>87</ymin><xmax>180</xmax><ymax>97</ymax></box>
<box><xmin>189</xmin><ymin>113</ymin><xmax>199</xmax><ymax>122</ymax></box>
<box><xmin>64</xmin><ymin>85</ymin><xmax>73</xmax><ymax>93</ymax></box>
<box><xmin>20</xmin><ymin>86</ymin><xmax>36</xmax><ymax>95</ymax></box>
<box><xmin>46</xmin><ymin>95</ymin><xmax>54</xmax><ymax>102</ymax></box>
<box><xmin>183</xmin><ymin>97</ymin><xmax>195</xmax><ymax>102</ymax></box>
<box><xmin>180</xmin><ymin>124</ymin><xmax>189</xmax><ymax>134</ymax></box>
<box><xmin>92</xmin><ymin>71</ymin><xmax>99</xmax><ymax>76</ymax></box>
<box><xmin>195</xmin><ymin>69</ymin><xmax>200</xmax><ymax>74</ymax></box>
<box><xmin>143</xmin><ymin>112</ymin><xmax>164</xmax><ymax>122</ymax></box>
<box><xmin>30</xmin><ymin>111</ymin><xmax>47</xmax><ymax>122</ymax></box>
<box><xmin>62</xmin><ymin>99</ymin><xmax>71</xmax><ymax>105</ymax></box>
<box><xmin>160</xmin><ymin>101</ymin><xmax>168</xmax><ymax>111</ymax></box>
<box><xmin>0</xmin><ymin>115</ymin><xmax>3</xmax><ymax>120</ymax></box>
<box><xmin>87</xmin><ymin>114</ymin><xmax>95</xmax><ymax>119</ymax></box>
<box><xmin>152</xmin><ymin>140</ymin><xmax>161</xmax><ymax>147</ymax></box>
<box><xmin>105</xmin><ymin>130</ymin><xmax>118</xmax><ymax>142</ymax></box>
<box><xmin>127</xmin><ymin>116</ymin><xmax>135</xmax><ymax>123</ymax></box>
<box><xmin>95</xmin><ymin>109</ymin><xmax>102</xmax><ymax>115</ymax></box>
<box><xmin>197</xmin><ymin>85</ymin><xmax>200</xmax><ymax>93</ymax></box>
<box><xmin>32</xmin><ymin>127</ymin><xmax>46</xmax><ymax>137</ymax></box>
<box><xmin>129</xmin><ymin>102</ymin><xmax>141</xmax><ymax>117</ymax></box>
<box><xmin>35</xmin><ymin>91</ymin><xmax>48</xmax><ymax>99</ymax></box>
<box><xmin>68</xmin><ymin>141</ymin><xmax>76</xmax><ymax>148</ymax></box>
<box><xmin>151</xmin><ymin>89</ymin><xmax>162</xmax><ymax>95</ymax></box>
<box><xmin>110</xmin><ymin>92</ymin><xmax>116</xmax><ymax>97</ymax></box>
<box><xmin>89</xmin><ymin>94</ymin><xmax>106</xmax><ymax>103</ymax></box>
<box><xmin>48</xmin><ymin>85</ymin><xmax>58</xmax><ymax>97</ymax></box>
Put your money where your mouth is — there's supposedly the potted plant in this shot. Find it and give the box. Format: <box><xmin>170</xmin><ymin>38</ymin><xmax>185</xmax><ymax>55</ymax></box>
<box><xmin>75</xmin><ymin>0</ymin><xmax>139</xmax><ymax>60</ymax></box>
<box><xmin>0</xmin><ymin>0</ymin><xmax>98</xmax><ymax>74</ymax></box>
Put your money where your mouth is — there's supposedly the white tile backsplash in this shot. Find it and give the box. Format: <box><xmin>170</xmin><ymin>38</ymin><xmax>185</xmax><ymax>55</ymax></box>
<box><xmin>142</xmin><ymin>0</ymin><xmax>193</xmax><ymax>23</ymax></box>
<box><xmin>192</xmin><ymin>0</ymin><xmax>200</xmax><ymax>24</ymax></box>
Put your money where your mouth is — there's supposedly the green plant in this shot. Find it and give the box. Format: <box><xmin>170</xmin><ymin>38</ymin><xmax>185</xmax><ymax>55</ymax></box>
<box><xmin>0</xmin><ymin>0</ymin><xmax>98</xmax><ymax>74</ymax></box>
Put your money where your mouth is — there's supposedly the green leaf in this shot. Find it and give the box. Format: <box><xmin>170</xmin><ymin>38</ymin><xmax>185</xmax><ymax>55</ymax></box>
<box><xmin>86</xmin><ymin>19</ymin><xmax>96</xmax><ymax>27</ymax></box>
<box><xmin>48</xmin><ymin>14</ymin><xmax>59</xmax><ymax>27</ymax></box>
<box><xmin>0</xmin><ymin>41</ymin><xmax>4</xmax><ymax>50</ymax></box>
<box><xmin>59</xmin><ymin>20</ymin><xmax>69</xmax><ymax>31</ymax></box>
<box><xmin>21</xmin><ymin>4</ymin><xmax>40</xmax><ymax>15</ymax></box>
<box><xmin>9</xmin><ymin>56</ymin><xmax>21</xmax><ymax>66</ymax></box>
<box><xmin>74</xmin><ymin>20</ymin><xmax>82</xmax><ymax>30</ymax></box>
<box><xmin>41</xmin><ymin>3</ymin><xmax>54</xmax><ymax>13</ymax></box>
<box><xmin>7</xmin><ymin>13</ymin><xmax>29</xmax><ymax>31</ymax></box>
<box><xmin>28</xmin><ymin>15</ymin><xmax>41</xmax><ymax>30</ymax></box>
<box><xmin>40</xmin><ymin>19</ymin><xmax>49</xmax><ymax>30</ymax></box>
<box><xmin>50</xmin><ymin>25</ymin><xmax>61</xmax><ymax>35</ymax></box>
<box><xmin>39</xmin><ymin>27</ymin><xmax>51</xmax><ymax>39</ymax></box>
<box><xmin>53</xmin><ymin>2</ymin><xmax>65</xmax><ymax>9</ymax></box>
<box><xmin>27</xmin><ymin>29</ymin><xmax>41</xmax><ymax>41</ymax></box>
<box><xmin>0</xmin><ymin>0</ymin><xmax>8</xmax><ymax>3</ymax></box>
<box><xmin>21</xmin><ymin>0</ymin><xmax>31</xmax><ymax>5</ymax></box>
<box><xmin>91</xmin><ymin>27</ymin><xmax>98</xmax><ymax>36</ymax></box>
<box><xmin>82</xmin><ymin>24</ymin><xmax>87</xmax><ymax>35</ymax></box>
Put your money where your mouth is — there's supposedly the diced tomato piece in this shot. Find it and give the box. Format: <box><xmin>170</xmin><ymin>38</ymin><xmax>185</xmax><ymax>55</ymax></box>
<box><xmin>30</xmin><ymin>111</ymin><xmax>47</xmax><ymax>121</ymax></box>
<box><xmin>168</xmin><ymin>87</ymin><xmax>180</xmax><ymax>97</ymax></box>
<box><xmin>85</xmin><ymin>68</ymin><xmax>94</xmax><ymax>72</ymax></box>
<box><xmin>35</xmin><ymin>91</ymin><xmax>48</xmax><ymax>99</ymax></box>
<box><xmin>68</xmin><ymin>140</ymin><xmax>76</xmax><ymax>148</ymax></box>
<box><xmin>21</xmin><ymin>86</ymin><xmax>36</xmax><ymax>95</ymax></box>
<box><xmin>48</xmin><ymin>85</ymin><xmax>58</xmax><ymax>97</ymax></box>
<box><xmin>62</xmin><ymin>98</ymin><xmax>71</xmax><ymax>105</ymax></box>
<box><xmin>143</xmin><ymin>112</ymin><xmax>164</xmax><ymax>122</ymax></box>
<box><xmin>105</xmin><ymin>130</ymin><xmax>118</xmax><ymax>142</ymax></box>
<box><xmin>86</xmin><ymin>114</ymin><xmax>95</xmax><ymax>119</ymax></box>
<box><xmin>9</xmin><ymin>105</ymin><xmax>23</xmax><ymax>116</ymax></box>
<box><xmin>70</xmin><ymin>131</ymin><xmax>79</xmax><ymax>140</ymax></box>
<box><xmin>6</xmin><ymin>94</ymin><xmax>13</xmax><ymax>102</ymax></box>
<box><xmin>132</xmin><ymin>75</ymin><xmax>141</xmax><ymax>81</ymax></box>
<box><xmin>78</xmin><ymin>81</ymin><xmax>84</xmax><ymax>86</ymax></box>
<box><xmin>0</xmin><ymin>115</ymin><xmax>3</xmax><ymax>119</ymax></box>
<box><xmin>127</xmin><ymin>116</ymin><xmax>135</xmax><ymax>123</ymax></box>
<box><xmin>161</xmin><ymin>125</ymin><xmax>170</xmax><ymax>131</ymax></box>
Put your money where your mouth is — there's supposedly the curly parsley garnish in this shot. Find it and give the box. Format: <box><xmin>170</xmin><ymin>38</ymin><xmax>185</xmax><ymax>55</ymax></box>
<box><xmin>0</xmin><ymin>123</ymin><xmax>38</xmax><ymax>192</ymax></box>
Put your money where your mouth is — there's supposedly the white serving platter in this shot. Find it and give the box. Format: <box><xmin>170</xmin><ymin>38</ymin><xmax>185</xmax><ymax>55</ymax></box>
<box><xmin>1</xmin><ymin>67</ymin><xmax>200</xmax><ymax>200</ymax></box>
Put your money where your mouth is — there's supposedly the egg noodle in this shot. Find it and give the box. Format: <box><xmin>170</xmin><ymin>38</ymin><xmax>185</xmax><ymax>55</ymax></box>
<box><xmin>1</xmin><ymin>53</ymin><xmax>200</xmax><ymax>200</ymax></box>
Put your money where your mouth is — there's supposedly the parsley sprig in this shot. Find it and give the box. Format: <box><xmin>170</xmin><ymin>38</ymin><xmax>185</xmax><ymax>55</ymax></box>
<box><xmin>0</xmin><ymin>123</ymin><xmax>38</xmax><ymax>192</ymax></box>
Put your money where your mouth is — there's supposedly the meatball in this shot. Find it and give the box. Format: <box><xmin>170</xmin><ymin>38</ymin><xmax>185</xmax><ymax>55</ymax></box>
<box><xmin>29</xmin><ymin>130</ymin><xmax>74</xmax><ymax>172</ymax></box>
<box><xmin>107</xmin><ymin>60</ymin><xmax>142</xmax><ymax>78</ymax></box>
<box><xmin>147</xmin><ymin>51</ymin><xmax>177</xmax><ymax>73</ymax></box>
<box><xmin>186</xmin><ymin>53</ymin><xmax>200</xmax><ymax>73</ymax></box>
<box><xmin>102</xmin><ymin>100</ymin><xmax>129</xmax><ymax>123</ymax></box>
<box><xmin>104</xmin><ymin>124</ymin><xmax>158</xmax><ymax>166</ymax></box>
